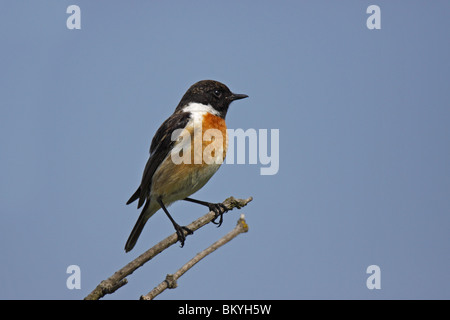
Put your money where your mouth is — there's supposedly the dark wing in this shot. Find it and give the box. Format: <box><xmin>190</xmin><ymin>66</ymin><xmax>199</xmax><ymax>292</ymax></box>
<box><xmin>126</xmin><ymin>111</ymin><xmax>190</xmax><ymax>208</ymax></box>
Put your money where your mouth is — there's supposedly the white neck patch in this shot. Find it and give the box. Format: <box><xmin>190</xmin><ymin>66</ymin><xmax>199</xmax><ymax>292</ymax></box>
<box><xmin>181</xmin><ymin>102</ymin><xmax>220</xmax><ymax>117</ymax></box>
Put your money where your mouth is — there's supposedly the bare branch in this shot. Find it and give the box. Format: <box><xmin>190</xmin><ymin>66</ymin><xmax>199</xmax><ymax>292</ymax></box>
<box><xmin>140</xmin><ymin>214</ymin><xmax>249</xmax><ymax>300</ymax></box>
<box><xmin>84</xmin><ymin>196</ymin><xmax>253</xmax><ymax>300</ymax></box>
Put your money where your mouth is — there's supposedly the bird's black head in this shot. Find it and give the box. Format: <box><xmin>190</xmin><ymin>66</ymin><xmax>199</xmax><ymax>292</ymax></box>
<box><xmin>176</xmin><ymin>80</ymin><xmax>248</xmax><ymax>118</ymax></box>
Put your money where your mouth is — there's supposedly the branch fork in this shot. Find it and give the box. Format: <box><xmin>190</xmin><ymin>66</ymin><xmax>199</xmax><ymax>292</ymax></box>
<box><xmin>84</xmin><ymin>196</ymin><xmax>253</xmax><ymax>300</ymax></box>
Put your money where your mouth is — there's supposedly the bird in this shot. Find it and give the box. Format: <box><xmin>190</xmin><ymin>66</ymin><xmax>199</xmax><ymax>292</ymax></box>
<box><xmin>124</xmin><ymin>80</ymin><xmax>248</xmax><ymax>252</ymax></box>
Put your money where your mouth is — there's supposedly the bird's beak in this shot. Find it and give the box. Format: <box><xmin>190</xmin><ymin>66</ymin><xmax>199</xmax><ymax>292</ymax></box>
<box><xmin>229</xmin><ymin>93</ymin><xmax>249</xmax><ymax>101</ymax></box>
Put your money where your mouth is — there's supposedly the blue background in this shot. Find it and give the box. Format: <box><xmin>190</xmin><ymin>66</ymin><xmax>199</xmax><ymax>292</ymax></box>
<box><xmin>1</xmin><ymin>1</ymin><xmax>449</xmax><ymax>299</ymax></box>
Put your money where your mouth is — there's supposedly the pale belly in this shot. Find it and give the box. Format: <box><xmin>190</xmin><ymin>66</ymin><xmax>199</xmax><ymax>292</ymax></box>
<box><xmin>150</xmin><ymin>155</ymin><xmax>222</xmax><ymax>205</ymax></box>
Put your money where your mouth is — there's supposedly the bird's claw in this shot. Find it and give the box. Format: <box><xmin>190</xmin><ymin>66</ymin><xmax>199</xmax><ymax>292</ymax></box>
<box><xmin>209</xmin><ymin>203</ymin><xmax>228</xmax><ymax>227</ymax></box>
<box><xmin>175</xmin><ymin>225</ymin><xmax>193</xmax><ymax>247</ymax></box>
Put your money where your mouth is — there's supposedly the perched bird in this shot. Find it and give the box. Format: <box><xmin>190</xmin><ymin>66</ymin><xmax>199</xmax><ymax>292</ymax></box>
<box><xmin>125</xmin><ymin>80</ymin><xmax>248</xmax><ymax>252</ymax></box>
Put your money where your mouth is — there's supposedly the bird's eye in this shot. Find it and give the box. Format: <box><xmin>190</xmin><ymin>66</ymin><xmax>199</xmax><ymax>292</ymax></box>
<box><xmin>213</xmin><ymin>90</ymin><xmax>222</xmax><ymax>98</ymax></box>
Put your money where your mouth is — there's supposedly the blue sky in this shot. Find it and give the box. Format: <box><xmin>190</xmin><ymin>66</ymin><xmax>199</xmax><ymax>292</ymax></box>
<box><xmin>0</xmin><ymin>1</ymin><xmax>449</xmax><ymax>299</ymax></box>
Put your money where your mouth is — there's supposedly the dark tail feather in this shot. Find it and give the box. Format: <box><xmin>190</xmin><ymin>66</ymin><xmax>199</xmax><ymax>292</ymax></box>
<box><xmin>125</xmin><ymin>202</ymin><xmax>150</xmax><ymax>252</ymax></box>
<box><xmin>126</xmin><ymin>187</ymin><xmax>141</xmax><ymax>205</ymax></box>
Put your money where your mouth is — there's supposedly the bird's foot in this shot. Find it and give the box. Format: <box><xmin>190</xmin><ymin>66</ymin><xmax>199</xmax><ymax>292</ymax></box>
<box><xmin>208</xmin><ymin>203</ymin><xmax>229</xmax><ymax>227</ymax></box>
<box><xmin>174</xmin><ymin>224</ymin><xmax>193</xmax><ymax>247</ymax></box>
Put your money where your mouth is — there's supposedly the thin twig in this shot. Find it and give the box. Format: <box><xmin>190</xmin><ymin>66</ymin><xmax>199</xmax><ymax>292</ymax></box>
<box><xmin>84</xmin><ymin>196</ymin><xmax>253</xmax><ymax>300</ymax></box>
<box><xmin>140</xmin><ymin>214</ymin><xmax>249</xmax><ymax>300</ymax></box>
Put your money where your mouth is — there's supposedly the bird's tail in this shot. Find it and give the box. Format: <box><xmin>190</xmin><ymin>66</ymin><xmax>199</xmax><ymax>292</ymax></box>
<box><xmin>125</xmin><ymin>201</ymin><xmax>155</xmax><ymax>252</ymax></box>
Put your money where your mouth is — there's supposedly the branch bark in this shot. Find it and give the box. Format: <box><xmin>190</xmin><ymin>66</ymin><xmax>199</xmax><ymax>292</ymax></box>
<box><xmin>140</xmin><ymin>214</ymin><xmax>249</xmax><ymax>300</ymax></box>
<box><xmin>84</xmin><ymin>196</ymin><xmax>253</xmax><ymax>300</ymax></box>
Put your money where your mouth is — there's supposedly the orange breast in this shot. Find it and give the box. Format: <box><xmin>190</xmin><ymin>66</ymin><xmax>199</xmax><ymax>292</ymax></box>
<box><xmin>150</xmin><ymin>112</ymin><xmax>228</xmax><ymax>200</ymax></box>
<box><xmin>201</xmin><ymin>113</ymin><xmax>228</xmax><ymax>162</ymax></box>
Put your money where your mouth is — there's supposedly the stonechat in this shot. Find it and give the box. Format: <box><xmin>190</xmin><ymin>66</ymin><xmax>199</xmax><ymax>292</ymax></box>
<box><xmin>125</xmin><ymin>80</ymin><xmax>248</xmax><ymax>252</ymax></box>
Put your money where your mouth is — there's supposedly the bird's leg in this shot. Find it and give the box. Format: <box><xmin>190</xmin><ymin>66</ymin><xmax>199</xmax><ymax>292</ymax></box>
<box><xmin>157</xmin><ymin>197</ymin><xmax>192</xmax><ymax>247</ymax></box>
<box><xmin>183</xmin><ymin>198</ymin><xmax>228</xmax><ymax>227</ymax></box>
